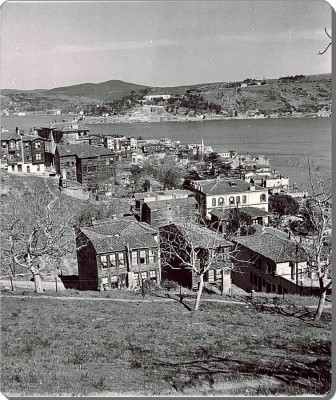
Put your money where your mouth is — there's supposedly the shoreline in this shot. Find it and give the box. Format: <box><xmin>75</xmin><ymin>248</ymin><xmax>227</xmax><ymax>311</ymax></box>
<box><xmin>82</xmin><ymin>114</ymin><xmax>330</xmax><ymax>125</ymax></box>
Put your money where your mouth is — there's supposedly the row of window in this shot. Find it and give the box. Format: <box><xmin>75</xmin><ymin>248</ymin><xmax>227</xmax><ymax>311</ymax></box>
<box><xmin>9</xmin><ymin>164</ymin><xmax>41</xmax><ymax>172</ymax></box>
<box><xmin>101</xmin><ymin>270</ymin><xmax>157</xmax><ymax>288</ymax></box>
<box><xmin>3</xmin><ymin>141</ymin><xmax>42</xmax><ymax>149</ymax></box>
<box><xmin>100</xmin><ymin>249</ymin><xmax>157</xmax><ymax>269</ymax></box>
<box><xmin>4</xmin><ymin>153</ymin><xmax>42</xmax><ymax>161</ymax></box>
<box><xmin>211</xmin><ymin>193</ymin><xmax>267</xmax><ymax>207</ymax></box>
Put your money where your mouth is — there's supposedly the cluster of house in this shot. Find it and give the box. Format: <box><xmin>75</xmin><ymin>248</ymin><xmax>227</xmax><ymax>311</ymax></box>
<box><xmin>75</xmin><ymin>178</ymin><xmax>317</xmax><ymax>296</ymax></box>
<box><xmin>1</xmin><ymin>122</ymin><xmax>317</xmax><ymax>296</ymax></box>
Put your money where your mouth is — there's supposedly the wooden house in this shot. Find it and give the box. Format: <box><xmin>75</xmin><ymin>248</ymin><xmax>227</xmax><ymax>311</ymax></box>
<box><xmin>55</xmin><ymin>143</ymin><xmax>115</xmax><ymax>191</ymax></box>
<box><xmin>0</xmin><ymin>130</ymin><xmax>45</xmax><ymax>174</ymax></box>
<box><xmin>76</xmin><ymin>219</ymin><xmax>161</xmax><ymax>291</ymax></box>
<box><xmin>159</xmin><ymin>222</ymin><xmax>233</xmax><ymax>294</ymax></box>
<box><xmin>231</xmin><ymin>232</ymin><xmax>310</xmax><ymax>295</ymax></box>
<box><xmin>141</xmin><ymin>197</ymin><xmax>198</xmax><ymax>228</ymax></box>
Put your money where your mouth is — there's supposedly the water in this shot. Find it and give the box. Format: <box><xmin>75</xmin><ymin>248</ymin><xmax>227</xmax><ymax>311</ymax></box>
<box><xmin>1</xmin><ymin>115</ymin><xmax>331</xmax><ymax>189</ymax></box>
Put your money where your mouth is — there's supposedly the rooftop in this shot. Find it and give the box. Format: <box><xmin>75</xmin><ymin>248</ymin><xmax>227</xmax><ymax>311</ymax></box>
<box><xmin>145</xmin><ymin>197</ymin><xmax>197</xmax><ymax>211</ymax></box>
<box><xmin>210</xmin><ymin>206</ymin><xmax>272</xmax><ymax>220</ymax></box>
<box><xmin>161</xmin><ymin>222</ymin><xmax>232</xmax><ymax>249</ymax></box>
<box><xmin>192</xmin><ymin>178</ymin><xmax>266</xmax><ymax>195</ymax></box>
<box><xmin>80</xmin><ymin>220</ymin><xmax>158</xmax><ymax>254</ymax></box>
<box><xmin>133</xmin><ymin>189</ymin><xmax>192</xmax><ymax>201</ymax></box>
<box><xmin>232</xmin><ymin>232</ymin><xmax>308</xmax><ymax>263</ymax></box>
<box><xmin>56</xmin><ymin>143</ymin><xmax>114</xmax><ymax>158</ymax></box>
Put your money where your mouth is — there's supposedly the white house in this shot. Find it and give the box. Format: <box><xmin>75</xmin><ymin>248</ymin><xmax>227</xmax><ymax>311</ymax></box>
<box><xmin>189</xmin><ymin>178</ymin><xmax>269</xmax><ymax>218</ymax></box>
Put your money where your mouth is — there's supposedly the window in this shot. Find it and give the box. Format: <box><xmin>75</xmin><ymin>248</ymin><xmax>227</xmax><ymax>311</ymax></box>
<box><xmin>18</xmin><ymin>165</ymin><xmax>22</xmax><ymax>172</ymax></box>
<box><xmin>208</xmin><ymin>270</ymin><xmax>215</xmax><ymax>282</ymax></box>
<box><xmin>117</xmin><ymin>253</ymin><xmax>125</xmax><ymax>266</ymax></box>
<box><xmin>229</xmin><ymin>196</ymin><xmax>235</xmax><ymax>205</ymax></box>
<box><xmin>111</xmin><ymin>275</ymin><xmax>118</xmax><ymax>289</ymax></box>
<box><xmin>9</xmin><ymin>142</ymin><xmax>15</xmax><ymax>149</ymax></box>
<box><xmin>25</xmin><ymin>143</ymin><xmax>29</xmax><ymax>149</ymax></box>
<box><xmin>101</xmin><ymin>277</ymin><xmax>108</xmax><ymax>285</ymax></box>
<box><xmin>72</xmin><ymin>161</ymin><xmax>75</xmax><ymax>166</ymax></box>
<box><xmin>2</xmin><ymin>142</ymin><xmax>6</xmax><ymax>148</ymax></box>
<box><xmin>132</xmin><ymin>251</ymin><xmax>138</xmax><ymax>265</ymax></box>
<box><xmin>133</xmin><ymin>272</ymin><xmax>140</xmax><ymax>285</ymax></box>
<box><xmin>139</xmin><ymin>250</ymin><xmax>146</xmax><ymax>264</ymax></box>
<box><xmin>16</xmin><ymin>142</ymin><xmax>20</xmax><ymax>149</ymax></box>
<box><xmin>110</xmin><ymin>254</ymin><xmax>116</xmax><ymax>267</ymax></box>
<box><xmin>148</xmin><ymin>250</ymin><xmax>155</xmax><ymax>263</ymax></box>
<box><xmin>106</xmin><ymin>158</ymin><xmax>110</xmax><ymax>166</ymax></box>
<box><xmin>67</xmin><ymin>161</ymin><xmax>70</xmax><ymax>167</ymax></box>
<box><xmin>218</xmin><ymin>197</ymin><xmax>224</xmax><ymax>206</ymax></box>
<box><xmin>35</xmin><ymin>154</ymin><xmax>41</xmax><ymax>160</ymax></box>
<box><xmin>11</xmin><ymin>165</ymin><xmax>15</xmax><ymax>172</ymax></box>
<box><xmin>236</xmin><ymin>196</ymin><xmax>241</xmax><ymax>204</ymax></box>
<box><xmin>88</xmin><ymin>165</ymin><xmax>97</xmax><ymax>172</ymax></box>
<box><xmin>101</xmin><ymin>255</ymin><xmax>108</xmax><ymax>268</ymax></box>
<box><xmin>212</xmin><ymin>198</ymin><xmax>216</xmax><ymax>207</ymax></box>
<box><xmin>35</xmin><ymin>142</ymin><xmax>41</xmax><ymax>149</ymax></box>
<box><xmin>141</xmin><ymin>271</ymin><xmax>148</xmax><ymax>280</ymax></box>
<box><xmin>216</xmin><ymin>269</ymin><xmax>222</xmax><ymax>280</ymax></box>
<box><xmin>242</xmin><ymin>195</ymin><xmax>247</xmax><ymax>204</ymax></box>
<box><xmin>16</xmin><ymin>152</ymin><xmax>20</xmax><ymax>158</ymax></box>
<box><xmin>260</xmin><ymin>194</ymin><xmax>267</xmax><ymax>202</ymax></box>
<box><xmin>27</xmin><ymin>155</ymin><xmax>30</xmax><ymax>161</ymax></box>
<box><xmin>149</xmin><ymin>270</ymin><xmax>157</xmax><ymax>281</ymax></box>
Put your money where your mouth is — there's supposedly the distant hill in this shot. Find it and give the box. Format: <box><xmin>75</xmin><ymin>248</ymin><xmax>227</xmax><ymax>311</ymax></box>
<box><xmin>1</xmin><ymin>73</ymin><xmax>331</xmax><ymax>115</ymax></box>
<box><xmin>47</xmin><ymin>79</ymin><xmax>150</xmax><ymax>102</ymax></box>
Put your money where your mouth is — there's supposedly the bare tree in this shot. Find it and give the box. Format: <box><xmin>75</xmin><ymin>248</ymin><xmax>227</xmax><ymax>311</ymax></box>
<box><xmin>317</xmin><ymin>27</ymin><xmax>332</xmax><ymax>55</ymax></box>
<box><xmin>0</xmin><ymin>188</ymin><xmax>78</xmax><ymax>292</ymax></box>
<box><xmin>160</xmin><ymin>222</ymin><xmax>233</xmax><ymax>311</ymax></box>
<box><xmin>289</xmin><ymin>159</ymin><xmax>332</xmax><ymax>321</ymax></box>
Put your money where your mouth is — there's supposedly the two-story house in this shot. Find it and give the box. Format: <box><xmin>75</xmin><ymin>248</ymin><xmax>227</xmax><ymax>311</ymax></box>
<box><xmin>36</xmin><ymin>122</ymin><xmax>90</xmax><ymax>167</ymax></box>
<box><xmin>55</xmin><ymin>143</ymin><xmax>115</xmax><ymax>191</ymax></box>
<box><xmin>0</xmin><ymin>130</ymin><xmax>45</xmax><ymax>174</ymax></box>
<box><xmin>189</xmin><ymin>178</ymin><xmax>269</xmax><ymax>218</ymax></box>
<box><xmin>160</xmin><ymin>222</ymin><xmax>233</xmax><ymax>294</ymax></box>
<box><xmin>76</xmin><ymin>219</ymin><xmax>161</xmax><ymax>291</ymax></box>
<box><xmin>141</xmin><ymin>197</ymin><xmax>198</xmax><ymax>228</ymax></box>
<box><xmin>132</xmin><ymin>189</ymin><xmax>195</xmax><ymax>219</ymax></box>
<box><xmin>231</xmin><ymin>232</ymin><xmax>310</xmax><ymax>295</ymax></box>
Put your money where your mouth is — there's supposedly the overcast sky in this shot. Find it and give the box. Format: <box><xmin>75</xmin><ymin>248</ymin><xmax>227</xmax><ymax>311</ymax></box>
<box><xmin>0</xmin><ymin>1</ymin><xmax>332</xmax><ymax>89</ymax></box>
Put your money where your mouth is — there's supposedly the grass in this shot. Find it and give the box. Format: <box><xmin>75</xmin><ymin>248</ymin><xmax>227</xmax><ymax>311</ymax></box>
<box><xmin>1</xmin><ymin>291</ymin><xmax>332</xmax><ymax>396</ymax></box>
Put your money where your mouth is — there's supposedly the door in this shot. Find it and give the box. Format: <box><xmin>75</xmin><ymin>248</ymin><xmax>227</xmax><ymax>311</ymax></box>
<box><xmin>257</xmin><ymin>276</ymin><xmax>262</xmax><ymax>291</ymax></box>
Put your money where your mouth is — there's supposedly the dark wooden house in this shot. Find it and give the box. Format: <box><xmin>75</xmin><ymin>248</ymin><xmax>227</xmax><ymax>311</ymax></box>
<box><xmin>76</xmin><ymin>219</ymin><xmax>161</xmax><ymax>291</ymax></box>
<box><xmin>231</xmin><ymin>232</ymin><xmax>311</xmax><ymax>295</ymax></box>
<box><xmin>160</xmin><ymin>222</ymin><xmax>233</xmax><ymax>293</ymax></box>
<box><xmin>0</xmin><ymin>130</ymin><xmax>45</xmax><ymax>174</ymax></box>
<box><xmin>55</xmin><ymin>143</ymin><xmax>115</xmax><ymax>191</ymax></box>
<box><xmin>141</xmin><ymin>197</ymin><xmax>198</xmax><ymax>228</ymax></box>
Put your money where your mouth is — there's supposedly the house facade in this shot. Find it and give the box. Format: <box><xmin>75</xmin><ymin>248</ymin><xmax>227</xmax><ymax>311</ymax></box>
<box><xmin>133</xmin><ymin>189</ymin><xmax>194</xmax><ymax>218</ymax></box>
<box><xmin>189</xmin><ymin>178</ymin><xmax>269</xmax><ymax>218</ymax></box>
<box><xmin>160</xmin><ymin>222</ymin><xmax>233</xmax><ymax>294</ymax></box>
<box><xmin>0</xmin><ymin>130</ymin><xmax>45</xmax><ymax>174</ymax></box>
<box><xmin>76</xmin><ymin>219</ymin><xmax>161</xmax><ymax>291</ymax></box>
<box><xmin>231</xmin><ymin>232</ymin><xmax>309</xmax><ymax>295</ymax></box>
<box><xmin>55</xmin><ymin>143</ymin><xmax>115</xmax><ymax>191</ymax></box>
<box><xmin>141</xmin><ymin>197</ymin><xmax>198</xmax><ymax>227</ymax></box>
<box><xmin>36</xmin><ymin>122</ymin><xmax>90</xmax><ymax>167</ymax></box>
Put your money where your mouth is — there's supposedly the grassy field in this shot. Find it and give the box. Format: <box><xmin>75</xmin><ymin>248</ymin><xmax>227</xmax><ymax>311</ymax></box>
<box><xmin>1</xmin><ymin>290</ymin><xmax>331</xmax><ymax>397</ymax></box>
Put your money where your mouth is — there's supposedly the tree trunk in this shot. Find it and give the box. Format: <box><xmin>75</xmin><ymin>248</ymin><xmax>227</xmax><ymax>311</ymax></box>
<box><xmin>314</xmin><ymin>278</ymin><xmax>326</xmax><ymax>321</ymax></box>
<box><xmin>34</xmin><ymin>273</ymin><xmax>43</xmax><ymax>293</ymax></box>
<box><xmin>194</xmin><ymin>273</ymin><xmax>204</xmax><ymax>311</ymax></box>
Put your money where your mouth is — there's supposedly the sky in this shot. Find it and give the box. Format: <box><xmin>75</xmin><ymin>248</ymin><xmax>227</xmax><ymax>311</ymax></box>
<box><xmin>0</xmin><ymin>0</ymin><xmax>333</xmax><ymax>89</ymax></box>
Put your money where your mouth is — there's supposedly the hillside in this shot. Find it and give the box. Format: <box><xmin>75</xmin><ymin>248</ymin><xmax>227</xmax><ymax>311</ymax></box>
<box><xmin>1</xmin><ymin>73</ymin><xmax>332</xmax><ymax>116</ymax></box>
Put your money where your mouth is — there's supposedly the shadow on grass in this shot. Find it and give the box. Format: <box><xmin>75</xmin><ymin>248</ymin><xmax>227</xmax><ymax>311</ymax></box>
<box><xmin>142</xmin><ymin>354</ymin><xmax>331</xmax><ymax>395</ymax></box>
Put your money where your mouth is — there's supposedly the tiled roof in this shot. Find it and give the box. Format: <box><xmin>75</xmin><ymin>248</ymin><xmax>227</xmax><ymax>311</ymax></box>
<box><xmin>81</xmin><ymin>220</ymin><xmax>158</xmax><ymax>254</ymax></box>
<box><xmin>163</xmin><ymin>222</ymin><xmax>232</xmax><ymax>249</ymax></box>
<box><xmin>192</xmin><ymin>179</ymin><xmax>265</xmax><ymax>195</ymax></box>
<box><xmin>56</xmin><ymin>144</ymin><xmax>114</xmax><ymax>158</ymax></box>
<box><xmin>0</xmin><ymin>132</ymin><xmax>41</xmax><ymax>142</ymax></box>
<box><xmin>145</xmin><ymin>197</ymin><xmax>197</xmax><ymax>210</ymax></box>
<box><xmin>133</xmin><ymin>189</ymin><xmax>191</xmax><ymax>201</ymax></box>
<box><xmin>232</xmin><ymin>233</ymin><xmax>308</xmax><ymax>263</ymax></box>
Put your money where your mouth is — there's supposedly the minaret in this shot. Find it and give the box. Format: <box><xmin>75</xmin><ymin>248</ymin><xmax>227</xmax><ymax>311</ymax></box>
<box><xmin>201</xmin><ymin>138</ymin><xmax>204</xmax><ymax>161</ymax></box>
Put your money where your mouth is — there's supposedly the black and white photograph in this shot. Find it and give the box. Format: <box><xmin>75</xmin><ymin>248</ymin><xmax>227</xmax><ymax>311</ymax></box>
<box><xmin>0</xmin><ymin>0</ymin><xmax>332</xmax><ymax>397</ymax></box>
